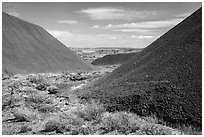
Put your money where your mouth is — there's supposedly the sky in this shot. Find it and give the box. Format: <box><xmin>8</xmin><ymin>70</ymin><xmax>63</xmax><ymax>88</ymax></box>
<box><xmin>2</xmin><ymin>2</ymin><xmax>202</xmax><ymax>48</ymax></box>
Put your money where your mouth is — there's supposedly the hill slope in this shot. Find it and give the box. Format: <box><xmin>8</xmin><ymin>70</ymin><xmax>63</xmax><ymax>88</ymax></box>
<box><xmin>88</xmin><ymin>8</ymin><xmax>202</xmax><ymax>127</ymax></box>
<box><xmin>91</xmin><ymin>52</ymin><xmax>138</xmax><ymax>66</ymax></box>
<box><xmin>2</xmin><ymin>12</ymin><xmax>96</xmax><ymax>75</ymax></box>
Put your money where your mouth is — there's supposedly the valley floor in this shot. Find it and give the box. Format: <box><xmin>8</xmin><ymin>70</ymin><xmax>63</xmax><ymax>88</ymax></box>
<box><xmin>2</xmin><ymin>66</ymin><xmax>200</xmax><ymax>135</ymax></box>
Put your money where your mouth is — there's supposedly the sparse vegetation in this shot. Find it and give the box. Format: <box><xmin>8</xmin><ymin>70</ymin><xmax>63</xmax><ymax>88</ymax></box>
<box><xmin>19</xmin><ymin>124</ymin><xmax>32</xmax><ymax>133</ymax></box>
<box><xmin>2</xmin><ymin>72</ymin><xmax>201</xmax><ymax>135</ymax></box>
<box><xmin>11</xmin><ymin>106</ymin><xmax>38</xmax><ymax>122</ymax></box>
<box><xmin>75</xmin><ymin>99</ymin><xmax>105</xmax><ymax>122</ymax></box>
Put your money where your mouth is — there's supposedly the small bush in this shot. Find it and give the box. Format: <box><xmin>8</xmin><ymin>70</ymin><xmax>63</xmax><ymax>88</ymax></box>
<box><xmin>43</xmin><ymin>119</ymin><xmax>63</xmax><ymax>132</ymax></box>
<box><xmin>76</xmin><ymin>100</ymin><xmax>105</xmax><ymax>122</ymax></box>
<box><xmin>78</xmin><ymin>126</ymin><xmax>92</xmax><ymax>135</ymax></box>
<box><xmin>36</xmin><ymin>84</ymin><xmax>47</xmax><ymax>91</ymax></box>
<box><xmin>177</xmin><ymin>125</ymin><xmax>202</xmax><ymax>135</ymax></box>
<box><xmin>12</xmin><ymin>106</ymin><xmax>38</xmax><ymax>122</ymax></box>
<box><xmin>140</xmin><ymin>124</ymin><xmax>182</xmax><ymax>135</ymax></box>
<box><xmin>28</xmin><ymin>75</ymin><xmax>50</xmax><ymax>88</ymax></box>
<box><xmin>19</xmin><ymin>124</ymin><xmax>32</xmax><ymax>133</ymax></box>
<box><xmin>37</xmin><ymin>104</ymin><xmax>58</xmax><ymax>113</ymax></box>
<box><xmin>101</xmin><ymin>112</ymin><xmax>131</xmax><ymax>133</ymax></box>
<box><xmin>25</xmin><ymin>91</ymin><xmax>53</xmax><ymax>105</ymax></box>
<box><xmin>2</xmin><ymin>95</ymin><xmax>18</xmax><ymax>110</ymax></box>
<box><xmin>142</xmin><ymin>115</ymin><xmax>159</xmax><ymax>124</ymax></box>
<box><xmin>58</xmin><ymin>111</ymin><xmax>84</xmax><ymax>127</ymax></box>
<box><xmin>47</xmin><ymin>86</ymin><xmax>58</xmax><ymax>94</ymax></box>
<box><xmin>40</xmin><ymin>112</ymin><xmax>84</xmax><ymax>133</ymax></box>
<box><xmin>100</xmin><ymin>111</ymin><xmax>182</xmax><ymax>135</ymax></box>
<box><xmin>28</xmin><ymin>75</ymin><xmax>43</xmax><ymax>84</ymax></box>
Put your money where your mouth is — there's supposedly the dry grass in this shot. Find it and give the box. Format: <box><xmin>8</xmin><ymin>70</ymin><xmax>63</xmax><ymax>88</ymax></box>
<box><xmin>2</xmin><ymin>74</ymin><xmax>201</xmax><ymax>135</ymax></box>
<box><xmin>74</xmin><ymin>99</ymin><xmax>105</xmax><ymax>122</ymax></box>
<box><xmin>36</xmin><ymin>100</ymin><xmax>183</xmax><ymax>135</ymax></box>
<box><xmin>19</xmin><ymin>124</ymin><xmax>32</xmax><ymax>133</ymax></box>
<box><xmin>11</xmin><ymin>106</ymin><xmax>39</xmax><ymax>122</ymax></box>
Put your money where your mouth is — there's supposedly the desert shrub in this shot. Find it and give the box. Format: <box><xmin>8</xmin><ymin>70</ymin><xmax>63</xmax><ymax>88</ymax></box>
<box><xmin>25</xmin><ymin>91</ymin><xmax>53</xmax><ymax>105</ymax></box>
<box><xmin>37</xmin><ymin>104</ymin><xmax>58</xmax><ymax>113</ymax></box>
<box><xmin>141</xmin><ymin>115</ymin><xmax>159</xmax><ymax>124</ymax></box>
<box><xmin>27</xmin><ymin>75</ymin><xmax>50</xmax><ymax>88</ymax></box>
<box><xmin>47</xmin><ymin>86</ymin><xmax>58</xmax><ymax>94</ymax></box>
<box><xmin>100</xmin><ymin>111</ymin><xmax>181</xmax><ymax>135</ymax></box>
<box><xmin>58</xmin><ymin>111</ymin><xmax>84</xmax><ymax>127</ymax></box>
<box><xmin>70</xmin><ymin>129</ymin><xmax>79</xmax><ymax>135</ymax></box>
<box><xmin>75</xmin><ymin>100</ymin><xmax>105</xmax><ymax>122</ymax></box>
<box><xmin>2</xmin><ymin>95</ymin><xmax>20</xmax><ymax>110</ymax></box>
<box><xmin>19</xmin><ymin>124</ymin><xmax>32</xmax><ymax>133</ymax></box>
<box><xmin>43</xmin><ymin>119</ymin><xmax>63</xmax><ymax>132</ymax></box>
<box><xmin>12</xmin><ymin>106</ymin><xmax>38</xmax><ymax>122</ymax></box>
<box><xmin>139</xmin><ymin>124</ymin><xmax>182</xmax><ymax>135</ymax></box>
<box><xmin>28</xmin><ymin>75</ymin><xmax>43</xmax><ymax>84</ymax></box>
<box><xmin>128</xmin><ymin>114</ymin><xmax>182</xmax><ymax>135</ymax></box>
<box><xmin>36</xmin><ymin>84</ymin><xmax>47</xmax><ymax>91</ymax></box>
<box><xmin>79</xmin><ymin>127</ymin><xmax>92</xmax><ymax>135</ymax></box>
<box><xmin>101</xmin><ymin>112</ymin><xmax>131</xmax><ymax>133</ymax></box>
<box><xmin>40</xmin><ymin>112</ymin><xmax>84</xmax><ymax>134</ymax></box>
<box><xmin>177</xmin><ymin>124</ymin><xmax>202</xmax><ymax>135</ymax></box>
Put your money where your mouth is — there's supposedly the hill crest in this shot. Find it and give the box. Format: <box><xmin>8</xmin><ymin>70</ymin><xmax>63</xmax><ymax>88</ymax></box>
<box><xmin>2</xmin><ymin>12</ymin><xmax>96</xmax><ymax>75</ymax></box>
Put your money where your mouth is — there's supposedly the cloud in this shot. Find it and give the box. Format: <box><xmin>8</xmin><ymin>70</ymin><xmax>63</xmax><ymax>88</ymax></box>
<box><xmin>103</xmin><ymin>18</ymin><xmax>183</xmax><ymax>29</ymax></box>
<box><xmin>3</xmin><ymin>3</ymin><xmax>20</xmax><ymax>17</ymax></box>
<box><xmin>107</xmin><ymin>24</ymin><xmax>113</xmax><ymax>27</ymax></box>
<box><xmin>113</xmin><ymin>29</ymin><xmax>151</xmax><ymax>33</ymax></box>
<box><xmin>48</xmin><ymin>30</ymin><xmax>73</xmax><ymax>38</ymax></box>
<box><xmin>46</xmin><ymin>30</ymin><xmax>154</xmax><ymax>48</ymax></box>
<box><xmin>109</xmin><ymin>36</ymin><xmax>117</xmax><ymax>40</ymax></box>
<box><xmin>93</xmin><ymin>25</ymin><xmax>100</xmax><ymax>28</ymax></box>
<box><xmin>6</xmin><ymin>11</ymin><xmax>20</xmax><ymax>17</ymax></box>
<box><xmin>137</xmin><ymin>35</ymin><xmax>153</xmax><ymax>39</ymax></box>
<box><xmin>174</xmin><ymin>12</ymin><xmax>192</xmax><ymax>18</ymax></box>
<box><xmin>57</xmin><ymin>20</ymin><xmax>78</xmax><ymax>24</ymax></box>
<box><xmin>131</xmin><ymin>35</ymin><xmax>153</xmax><ymax>39</ymax></box>
<box><xmin>77</xmin><ymin>7</ymin><xmax>156</xmax><ymax>20</ymax></box>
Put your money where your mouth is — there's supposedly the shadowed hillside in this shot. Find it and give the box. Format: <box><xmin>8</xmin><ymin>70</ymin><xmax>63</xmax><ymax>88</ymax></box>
<box><xmin>91</xmin><ymin>52</ymin><xmax>138</xmax><ymax>66</ymax></box>
<box><xmin>87</xmin><ymin>8</ymin><xmax>202</xmax><ymax>128</ymax></box>
<box><xmin>2</xmin><ymin>12</ymin><xmax>96</xmax><ymax>75</ymax></box>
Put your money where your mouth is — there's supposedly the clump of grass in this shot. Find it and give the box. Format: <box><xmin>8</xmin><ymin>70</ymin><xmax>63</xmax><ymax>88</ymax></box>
<box><xmin>141</xmin><ymin>115</ymin><xmax>159</xmax><ymax>124</ymax></box>
<box><xmin>19</xmin><ymin>124</ymin><xmax>32</xmax><ymax>133</ymax></box>
<box><xmin>27</xmin><ymin>75</ymin><xmax>44</xmax><ymax>84</ymax></box>
<box><xmin>176</xmin><ymin>124</ymin><xmax>202</xmax><ymax>135</ymax></box>
<box><xmin>47</xmin><ymin>86</ymin><xmax>58</xmax><ymax>94</ymax></box>
<box><xmin>75</xmin><ymin>99</ymin><xmax>105</xmax><ymax>122</ymax></box>
<box><xmin>101</xmin><ymin>111</ymin><xmax>131</xmax><ymax>133</ymax></box>
<box><xmin>2</xmin><ymin>94</ymin><xmax>21</xmax><ymax>110</ymax></box>
<box><xmin>58</xmin><ymin>111</ymin><xmax>84</xmax><ymax>127</ymax></box>
<box><xmin>39</xmin><ymin>112</ymin><xmax>84</xmax><ymax>134</ymax></box>
<box><xmin>11</xmin><ymin>106</ymin><xmax>38</xmax><ymax>122</ymax></box>
<box><xmin>37</xmin><ymin>104</ymin><xmax>58</xmax><ymax>113</ymax></box>
<box><xmin>43</xmin><ymin>118</ymin><xmax>63</xmax><ymax>132</ymax></box>
<box><xmin>25</xmin><ymin>90</ymin><xmax>53</xmax><ymax>105</ymax></box>
<box><xmin>27</xmin><ymin>75</ymin><xmax>50</xmax><ymax>90</ymax></box>
<box><xmin>100</xmin><ymin>111</ymin><xmax>182</xmax><ymax>135</ymax></box>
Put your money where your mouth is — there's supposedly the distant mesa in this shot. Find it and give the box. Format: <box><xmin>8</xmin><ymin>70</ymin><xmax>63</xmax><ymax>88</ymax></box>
<box><xmin>91</xmin><ymin>52</ymin><xmax>139</xmax><ymax>66</ymax></box>
<box><xmin>89</xmin><ymin>8</ymin><xmax>202</xmax><ymax>127</ymax></box>
<box><xmin>2</xmin><ymin>12</ymin><xmax>96</xmax><ymax>75</ymax></box>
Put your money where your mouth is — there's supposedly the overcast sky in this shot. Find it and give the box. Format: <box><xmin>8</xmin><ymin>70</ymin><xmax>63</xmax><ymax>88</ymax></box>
<box><xmin>2</xmin><ymin>2</ymin><xmax>201</xmax><ymax>48</ymax></box>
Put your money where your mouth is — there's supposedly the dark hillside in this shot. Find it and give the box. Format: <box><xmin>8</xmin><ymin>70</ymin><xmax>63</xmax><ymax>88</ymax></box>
<box><xmin>91</xmin><ymin>52</ymin><xmax>138</xmax><ymax>66</ymax></box>
<box><xmin>2</xmin><ymin>12</ymin><xmax>96</xmax><ymax>75</ymax></box>
<box><xmin>87</xmin><ymin>8</ymin><xmax>202</xmax><ymax>127</ymax></box>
